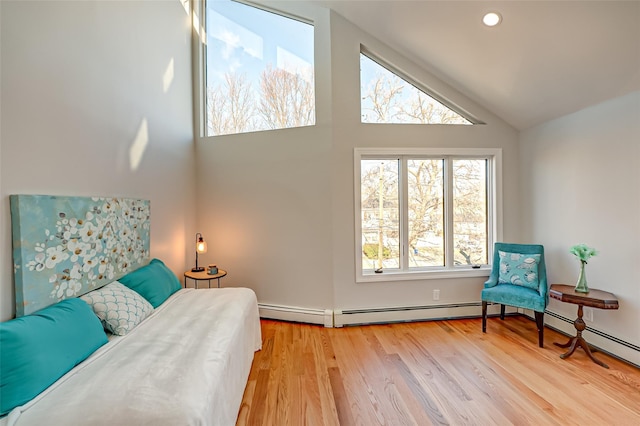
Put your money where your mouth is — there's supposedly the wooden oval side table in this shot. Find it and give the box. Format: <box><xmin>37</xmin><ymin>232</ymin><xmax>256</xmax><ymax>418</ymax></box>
<box><xmin>549</xmin><ymin>284</ymin><xmax>619</xmax><ymax>368</ymax></box>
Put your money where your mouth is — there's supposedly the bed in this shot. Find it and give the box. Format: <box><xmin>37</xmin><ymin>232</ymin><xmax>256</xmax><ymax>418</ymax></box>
<box><xmin>1</xmin><ymin>195</ymin><xmax>262</xmax><ymax>425</ymax></box>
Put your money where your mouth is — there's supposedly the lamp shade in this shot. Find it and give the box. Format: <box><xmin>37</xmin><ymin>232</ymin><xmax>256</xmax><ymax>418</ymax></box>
<box><xmin>196</xmin><ymin>236</ymin><xmax>207</xmax><ymax>253</ymax></box>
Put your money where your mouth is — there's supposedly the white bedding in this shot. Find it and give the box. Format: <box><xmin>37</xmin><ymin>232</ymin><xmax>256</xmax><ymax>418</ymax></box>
<box><xmin>3</xmin><ymin>288</ymin><xmax>262</xmax><ymax>426</ymax></box>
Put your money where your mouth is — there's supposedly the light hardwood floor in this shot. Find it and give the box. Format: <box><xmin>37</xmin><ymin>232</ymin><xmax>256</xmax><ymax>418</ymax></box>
<box><xmin>236</xmin><ymin>316</ymin><xmax>640</xmax><ymax>426</ymax></box>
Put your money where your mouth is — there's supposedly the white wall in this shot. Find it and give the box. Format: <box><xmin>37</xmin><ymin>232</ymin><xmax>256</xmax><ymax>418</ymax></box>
<box><xmin>195</xmin><ymin>3</ymin><xmax>334</xmax><ymax>310</ymax></box>
<box><xmin>328</xmin><ymin>13</ymin><xmax>521</xmax><ymax>313</ymax></box>
<box><xmin>195</xmin><ymin>4</ymin><xmax>520</xmax><ymax>314</ymax></box>
<box><xmin>520</xmin><ymin>91</ymin><xmax>640</xmax><ymax>363</ymax></box>
<box><xmin>0</xmin><ymin>0</ymin><xmax>195</xmax><ymax>320</ymax></box>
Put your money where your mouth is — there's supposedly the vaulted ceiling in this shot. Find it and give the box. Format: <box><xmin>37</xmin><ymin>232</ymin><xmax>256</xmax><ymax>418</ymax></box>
<box><xmin>310</xmin><ymin>0</ymin><xmax>640</xmax><ymax>130</ymax></box>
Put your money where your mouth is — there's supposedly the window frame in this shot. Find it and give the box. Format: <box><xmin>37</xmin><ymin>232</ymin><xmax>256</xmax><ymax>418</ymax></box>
<box><xmin>354</xmin><ymin>147</ymin><xmax>502</xmax><ymax>283</ymax></box>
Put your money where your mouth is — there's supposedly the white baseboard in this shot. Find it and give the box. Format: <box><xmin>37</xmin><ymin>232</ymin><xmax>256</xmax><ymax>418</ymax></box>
<box><xmin>334</xmin><ymin>302</ymin><xmax>513</xmax><ymax>327</ymax></box>
<box><xmin>258</xmin><ymin>303</ymin><xmax>333</xmax><ymax>327</ymax></box>
<box><xmin>258</xmin><ymin>301</ymin><xmax>638</xmax><ymax>366</ymax></box>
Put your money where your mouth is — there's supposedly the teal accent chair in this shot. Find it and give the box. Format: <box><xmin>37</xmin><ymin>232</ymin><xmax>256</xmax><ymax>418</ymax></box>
<box><xmin>481</xmin><ymin>242</ymin><xmax>548</xmax><ymax>347</ymax></box>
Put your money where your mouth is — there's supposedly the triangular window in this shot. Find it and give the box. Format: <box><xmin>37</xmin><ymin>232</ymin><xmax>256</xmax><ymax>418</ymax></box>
<box><xmin>360</xmin><ymin>52</ymin><xmax>473</xmax><ymax>125</ymax></box>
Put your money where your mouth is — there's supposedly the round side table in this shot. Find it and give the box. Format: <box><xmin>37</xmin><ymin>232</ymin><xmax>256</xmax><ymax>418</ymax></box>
<box><xmin>184</xmin><ymin>269</ymin><xmax>227</xmax><ymax>289</ymax></box>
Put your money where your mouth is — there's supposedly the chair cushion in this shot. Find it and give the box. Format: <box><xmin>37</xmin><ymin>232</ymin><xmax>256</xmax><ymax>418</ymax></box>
<box><xmin>498</xmin><ymin>251</ymin><xmax>540</xmax><ymax>290</ymax></box>
<box><xmin>481</xmin><ymin>284</ymin><xmax>547</xmax><ymax>312</ymax></box>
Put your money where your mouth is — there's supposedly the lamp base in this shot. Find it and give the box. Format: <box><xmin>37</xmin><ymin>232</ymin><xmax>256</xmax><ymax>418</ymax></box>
<box><xmin>191</xmin><ymin>267</ymin><xmax>205</xmax><ymax>272</ymax></box>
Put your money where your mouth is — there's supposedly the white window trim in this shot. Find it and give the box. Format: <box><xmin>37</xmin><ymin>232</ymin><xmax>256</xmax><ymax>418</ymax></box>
<box><xmin>354</xmin><ymin>147</ymin><xmax>503</xmax><ymax>283</ymax></box>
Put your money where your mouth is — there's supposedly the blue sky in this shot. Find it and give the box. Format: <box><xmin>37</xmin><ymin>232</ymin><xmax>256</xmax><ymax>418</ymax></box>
<box><xmin>206</xmin><ymin>0</ymin><xmax>314</xmax><ymax>89</ymax></box>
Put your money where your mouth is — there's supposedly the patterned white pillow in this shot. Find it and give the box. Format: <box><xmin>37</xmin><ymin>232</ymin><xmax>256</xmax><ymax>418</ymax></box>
<box><xmin>80</xmin><ymin>281</ymin><xmax>154</xmax><ymax>335</ymax></box>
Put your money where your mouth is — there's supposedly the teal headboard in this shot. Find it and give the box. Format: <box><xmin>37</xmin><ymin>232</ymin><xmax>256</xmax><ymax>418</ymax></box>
<box><xmin>10</xmin><ymin>195</ymin><xmax>150</xmax><ymax>317</ymax></box>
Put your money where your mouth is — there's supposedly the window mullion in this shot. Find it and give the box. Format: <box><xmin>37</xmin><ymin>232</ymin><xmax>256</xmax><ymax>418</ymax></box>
<box><xmin>485</xmin><ymin>158</ymin><xmax>494</xmax><ymax>264</ymax></box>
<box><xmin>400</xmin><ymin>157</ymin><xmax>409</xmax><ymax>271</ymax></box>
<box><xmin>444</xmin><ymin>157</ymin><xmax>455</xmax><ymax>268</ymax></box>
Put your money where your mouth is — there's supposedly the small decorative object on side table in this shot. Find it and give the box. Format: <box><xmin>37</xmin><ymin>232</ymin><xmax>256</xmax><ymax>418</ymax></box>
<box><xmin>569</xmin><ymin>244</ymin><xmax>597</xmax><ymax>293</ymax></box>
<box><xmin>549</xmin><ymin>284</ymin><xmax>619</xmax><ymax>368</ymax></box>
<box><xmin>184</xmin><ymin>269</ymin><xmax>227</xmax><ymax>289</ymax></box>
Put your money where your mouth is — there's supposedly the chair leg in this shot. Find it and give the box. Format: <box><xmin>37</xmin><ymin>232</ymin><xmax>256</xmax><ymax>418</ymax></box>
<box><xmin>534</xmin><ymin>311</ymin><xmax>544</xmax><ymax>348</ymax></box>
<box><xmin>500</xmin><ymin>304</ymin><xmax>506</xmax><ymax>320</ymax></box>
<box><xmin>482</xmin><ymin>301</ymin><xmax>487</xmax><ymax>333</ymax></box>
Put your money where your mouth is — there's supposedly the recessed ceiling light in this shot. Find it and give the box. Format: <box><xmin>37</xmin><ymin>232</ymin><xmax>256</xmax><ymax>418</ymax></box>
<box><xmin>483</xmin><ymin>12</ymin><xmax>502</xmax><ymax>27</ymax></box>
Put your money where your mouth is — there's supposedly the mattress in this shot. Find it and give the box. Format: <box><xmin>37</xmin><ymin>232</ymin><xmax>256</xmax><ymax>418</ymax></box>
<box><xmin>3</xmin><ymin>288</ymin><xmax>262</xmax><ymax>426</ymax></box>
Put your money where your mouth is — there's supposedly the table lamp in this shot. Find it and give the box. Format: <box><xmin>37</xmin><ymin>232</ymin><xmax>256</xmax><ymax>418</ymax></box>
<box><xmin>192</xmin><ymin>232</ymin><xmax>207</xmax><ymax>272</ymax></box>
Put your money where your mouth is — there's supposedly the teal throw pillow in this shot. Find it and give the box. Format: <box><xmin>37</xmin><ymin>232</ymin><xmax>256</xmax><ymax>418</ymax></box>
<box><xmin>118</xmin><ymin>258</ymin><xmax>181</xmax><ymax>308</ymax></box>
<box><xmin>0</xmin><ymin>298</ymin><xmax>108</xmax><ymax>416</ymax></box>
<box><xmin>498</xmin><ymin>251</ymin><xmax>541</xmax><ymax>290</ymax></box>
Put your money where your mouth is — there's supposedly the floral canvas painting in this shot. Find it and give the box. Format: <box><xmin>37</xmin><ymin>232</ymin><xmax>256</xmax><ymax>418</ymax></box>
<box><xmin>10</xmin><ymin>195</ymin><xmax>150</xmax><ymax>316</ymax></box>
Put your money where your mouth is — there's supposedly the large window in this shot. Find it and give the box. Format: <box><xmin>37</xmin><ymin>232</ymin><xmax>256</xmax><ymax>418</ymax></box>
<box><xmin>205</xmin><ymin>0</ymin><xmax>315</xmax><ymax>136</ymax></box>
<box><xmin>355</xmin><ymin>148</ymin><xmax>501</xmax><ymax>281</ymax></box>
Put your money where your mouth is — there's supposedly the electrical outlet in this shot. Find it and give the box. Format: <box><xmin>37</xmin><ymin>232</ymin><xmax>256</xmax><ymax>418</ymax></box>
<box><xmin>433</xmin><ymin>289</ymin><xmax>440</xmax><ymax>301</ymax></box>
<box><xmin>584</xmin><ymin>307</ymin><xmax>594</xmax><ymax>322</ymax></box>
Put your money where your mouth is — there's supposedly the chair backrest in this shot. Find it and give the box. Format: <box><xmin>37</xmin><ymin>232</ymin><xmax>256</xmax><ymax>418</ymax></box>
<box><xmin>490</xmin><ymin>242</ymin><xmax>548</xmax><ymax>295</ymax></box>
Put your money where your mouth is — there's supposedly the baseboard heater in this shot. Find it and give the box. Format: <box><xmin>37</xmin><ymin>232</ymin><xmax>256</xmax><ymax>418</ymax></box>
<box><xmin>258</xmin><ymin>303</ymin><xmax>333</xmax><ymax>327</ymax></box>
<box><xmin>334</xmin><ymin>302</ymin><xmax>511</xmax><ymax>327</ymax></box>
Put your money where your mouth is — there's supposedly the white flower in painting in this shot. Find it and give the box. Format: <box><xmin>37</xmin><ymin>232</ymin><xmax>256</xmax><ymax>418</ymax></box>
<box><xmin>67</xmin><ymin>239</ymin><xmax>91</xmax><ymax>262</ymax></box>
<box><xmin>82</xmin><ymin>256</ymin><xmax>98</xmax><ymax>273</ymax></box>
<box><xmin>45</xmin><ymin>245</ymin><xmax>69</xmax><ymax>269</ymax></box>
<box><xmin>102</xmin><ymin>200</ymin><xmax>115</xmax><ymax>214</ymax></box>
<box><xmin>78</xmin><ymin>221</ymin><xmax>98</xmax><ymax>243</ymax></box>
<box><xmin>119</xmin><ymin>226</ymin><xmax>131</xmax><ymax>242</ymax></box>
<box><xmin>27</xmin><ymin>253</ymin><xmax>46</xmax><ymax>272</ymax></box>
<box><xmin>82</xmin><ymin>246</ymin><xmax>97</xmax><ymax>264</ymax></box>
<box><xmin>66</xmin><ymin>280</ymin><xmax>82</xmax><ymax>297</ymax></box>
<box><xmin>65</xmin><ymin>219</ymin><xmax>79</xmax><ymax>239</ymax></box>
<box><xmin>105</xmin><ymin>264</ymin><xmax>115</xmax><ymax>280</ymax></box>
<box><xmin>93</xmin><ymin>239</ymin><xmax>104</xmax><ymax>256</ymax></box>
<box><xmin>98</xmin><ymin>259</ymin><xmax>109</xmax><ymax>275</ymax></box>
<box><xmin>105</xmin><ymin>234</ymin><xmax>117</xmax><ymax>250</ymax></box>
<box><xmin>98</xmin><ymin>257</ymin><xmax>114</xmax><ymax>279</ymax></box>
<box><xmin>34</xmin><ymin>242</ymin><xmax>45</xmax><ymax>253</ymax></box>
<box><xmin>69</xmin><ymin>263</ymin><xmax>83</xmax><ymax>280</ymax></box>
<box><xmin>56</xmin><ymin>281</ymin><xmax>68</xmax><ymax>299</ymax></box>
